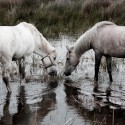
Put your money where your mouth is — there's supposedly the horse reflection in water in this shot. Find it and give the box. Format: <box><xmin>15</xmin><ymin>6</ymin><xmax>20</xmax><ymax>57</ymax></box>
<box><xmin>13</xmin><ymin>81</ymin><xmax>57</xmax><ymax>124</ymax></box>
<box><xmin>64</xmin><ymin>79</ymin><xmax>125</xmax><ymax>125</ymax></box>
<box><xmin>0</xmin><ymin>80</ymin><xmax>58</xmax><ymax>125</ymax></box>
<box><xmin>0</xmin><ymin>22</ymin><xmax>57</xmax><ymax>92</ymax></box>
<box><xmin>0</xmin><ymin>92</ymin><xmax>12</xmax><ymax>124</ymax></box>
<box><xmin>64</xmin><ymin>21</ymin><xmax>125</xmax><ymax>82</ymax></box>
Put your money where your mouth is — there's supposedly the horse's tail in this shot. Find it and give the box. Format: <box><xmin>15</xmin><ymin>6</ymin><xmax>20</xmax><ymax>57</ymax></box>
<box><xmin>94</xmin><ymin>21</ymin><xmax>115</xmax><ymax>29</ymax></box>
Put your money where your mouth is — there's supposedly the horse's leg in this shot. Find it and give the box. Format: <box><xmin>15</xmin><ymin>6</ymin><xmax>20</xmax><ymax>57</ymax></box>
<box><xmin>21</xmin><ymin>58</ymin><xmax>25</xmax><ymax>80</ymax></box>
<box><xmin>94</xmin><ymin>52</ymin><xmax>102</xmax><ymax>82</ymax></box>
<box><xmin>2</xmin><ymin>62</ymin><xmax>12</xmax><ymax>92</ymax></box>
<box><xmin>106</xmin><ymin>56</ymin><xmax>113</xmax><ymax>82</ymax></box>
<box><xmin>18</xmin><ymin>59</ymin><xmax>22</xmax><ymax>83</ymax></box>
<box><xmin>24</xmin><ymin>56</ymin><xmax>31</xmax><ymax>80</ymax></box>
<box><xmin>18</xmin><ymin>58</ymin><xmax>25</xmax><ymax>84</ymax></box>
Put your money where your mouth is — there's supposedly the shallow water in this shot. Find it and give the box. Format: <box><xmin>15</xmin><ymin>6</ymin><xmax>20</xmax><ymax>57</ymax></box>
<box><xmin>0</xmin><ymin>35</ymin><xmax>125</xmax><ymax>125</ymax></box>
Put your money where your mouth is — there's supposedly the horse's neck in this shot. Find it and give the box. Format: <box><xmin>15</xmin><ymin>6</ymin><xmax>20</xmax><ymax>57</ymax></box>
<box><xmin>74</xmin><ymin>29</ymin><xmax>93</xmax><ymax>58</ymax></box>
<box><xmin>39</xmin><ymin>34</ymin><xmax>54</xmax><ymax>55</ymax></box>
<box><xmin>21</xmin><ymin>22</ymin><xmax>55</xmax><ymax>56</ymax></box>
<box><xmin>33</xmin><ymin>33</ymin><xmax>54</xmax><ymax>57</ymax></box>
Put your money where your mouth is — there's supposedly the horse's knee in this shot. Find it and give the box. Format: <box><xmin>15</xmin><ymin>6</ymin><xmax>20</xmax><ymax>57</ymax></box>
<box><xmin>18</xmin><ymin>58</ymin><xmax>26</xmax><ymax>79</ymax></box>
<box><xmin>3</xmin><ymin>76</ymin><xmax>9</xmax><ymax>85</ymax></box>
<box><xmin>20</xmin><ymin>66</ymin><xmax>25</xmax><ymax>79</ymax></box>
<box><xmin>109</xmin><ymin>75</ymin><xmax>113</xmax><ymax>82</ymax></box>
<box><xmin>22</xmin><ymin>67</ymin><xmax>25</xmax><ymax>79</ymax></box>
<box><xmin>2</xmin><ymin>69</ymin><xmax>10</xmax><ymax>78</ymax></box>
<box><xmin>94</xmin><ymin>76</ymin><xmax>98</xmax><ymax>83</ymax></box>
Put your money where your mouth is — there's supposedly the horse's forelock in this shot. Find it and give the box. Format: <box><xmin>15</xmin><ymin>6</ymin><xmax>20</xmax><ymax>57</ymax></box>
<box><xmin>70</xmin><ymin>47</ymin><xmax>74</xmax><ymax>51</ymax></box>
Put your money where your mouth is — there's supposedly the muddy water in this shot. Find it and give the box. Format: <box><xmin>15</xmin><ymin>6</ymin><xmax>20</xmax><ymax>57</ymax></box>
<box><xmin>0</xmin><ymin>35</ymin><xmax>125</xmax><ymax>125</ymax></box>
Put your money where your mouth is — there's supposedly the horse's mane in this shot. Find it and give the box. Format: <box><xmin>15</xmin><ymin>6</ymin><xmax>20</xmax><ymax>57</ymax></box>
<box><xmin>18</xmin><ymin>22</ymin><xmax>55</xmax><ymax>53</ymax></box>
<box><xmin>93</xmin><ymin>21</ymin><xmax>115</xmax><ymax>30</ymax></box>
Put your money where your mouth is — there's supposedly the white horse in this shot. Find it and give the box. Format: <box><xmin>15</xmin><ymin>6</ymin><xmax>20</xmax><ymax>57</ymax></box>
<box><xmin>0</xmin><ymin>22</ymin><xmax>57</xmax><ymax>92</ymax></box>
<box><xmin>64</xmin><ymin>21</ymin><xmax>125</xmax><ymax>82</ymax></box>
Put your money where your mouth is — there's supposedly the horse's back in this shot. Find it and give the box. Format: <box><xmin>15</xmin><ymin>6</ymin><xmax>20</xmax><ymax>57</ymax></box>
<box><xmin>0</xmin><ymin>26</ymin><xmax>14</xmax><ymax>41</ymax></box>
<box><xmin>0</xmin><ymin>25</ymin><xmax>28</xmax><ymax>44</ymax></box>
<box><xmin>98</xmin><ymin>25</ymin><xmax>125</xmax><ymax>43</ymax></box>
<box><xmin>0</xmin><ymin>26</ymin><xmax>16</xmax><ymax>55</ymax></box>
<box><xmin>93</xmin><ymin>24</ymin><xmax>125</xmax><ymax>57</ymax></box>
<box><xmin>0</xmin><ymin>23</ymin><xmax>35</xmax><ymax>60</ymax></box>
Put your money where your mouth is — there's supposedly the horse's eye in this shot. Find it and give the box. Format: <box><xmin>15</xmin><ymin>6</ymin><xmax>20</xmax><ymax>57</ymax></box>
<box><xmin>53</xmin><ymin>57</ymin><xmax>56</xmax><ymax>60</ymax></box>
<box><xmin>67</xmin><ymin>58</ymin><xmax>69</xmax><ymax>61</ymax></box>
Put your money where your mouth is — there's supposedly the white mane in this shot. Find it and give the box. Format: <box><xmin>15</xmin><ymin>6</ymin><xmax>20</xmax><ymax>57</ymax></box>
<box><xmin>19</xmin><ymin>22</ymin><xmax>55</xmax><ymax>55</ymax></box>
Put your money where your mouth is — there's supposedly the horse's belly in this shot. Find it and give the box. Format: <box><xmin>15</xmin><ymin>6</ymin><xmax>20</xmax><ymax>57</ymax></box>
<box><xmin>12</xmin><ymin>53</ymin><xmax>24</xmax><ymax>60</ymax></box>
<box><xmin>13</xmin><ymin>48</ymin><xmax>33</xmax><ymax>60</ymax></box>
<box><xmin>93</xmin><ymin>42</ymin><xmax>125</xmax><ymax>58</ymax></box>
<box><xmin>103</xmin><ymin>47</ymin><xmax>125</xmax><ymax>58</ymax></box>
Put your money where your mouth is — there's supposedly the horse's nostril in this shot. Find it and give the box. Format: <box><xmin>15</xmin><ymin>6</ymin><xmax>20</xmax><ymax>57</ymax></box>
<box><xmin>49</xmin><ymin>70</ymin><xmax>57</xmax><ymax>76</ymax></box>
<box><xmin>54</xmin><ymin>70</ymin><xmax>57</xmax><ymax>76</ymax></box>
<box><xmin>64</xmin><ymin>72</ymin><xmax>71</xmax><ymax>76</ymax></box>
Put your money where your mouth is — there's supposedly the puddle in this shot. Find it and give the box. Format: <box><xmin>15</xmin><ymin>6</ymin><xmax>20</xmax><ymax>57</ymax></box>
<box><xmin>0</xmin><ymin>35</ymin><xmax>125</xmax><ymax>125</ymax></box>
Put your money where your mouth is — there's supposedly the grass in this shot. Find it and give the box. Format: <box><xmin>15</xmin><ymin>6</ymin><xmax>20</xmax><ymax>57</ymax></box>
<box><xmin>0</xmin><ymin>0</ymin><xmax>125</xmax><ymax>37</ymax></box>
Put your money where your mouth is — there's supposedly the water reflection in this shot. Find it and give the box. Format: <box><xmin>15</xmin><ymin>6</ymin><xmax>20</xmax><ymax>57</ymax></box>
<box><xmin>64</xmin><ymin>79</ymin><xmax>125</xmax><ymax>125</ymax></box>
<box><xmin>0</xmin><ymin>92</ymin><xmax>12</xmax><ymax>125</ymax></box>
<box><xmin>93</xmin><ymin>80</ymin><xmax>125</xmax><ymax>109</ymax></box>
<box><xmin>0</xmin><ymin>78</ymin><xmax>58</xmax><ymax>125</ymax></box>
<box><xmin>12</xmin><ymin>86</ymin><xmax>32</xmax><ymax>125</ymax></box>
<box><xmin>36</xmin><ymin>80</ymin><xmax>58</xmax><ymax>124</ymax></box>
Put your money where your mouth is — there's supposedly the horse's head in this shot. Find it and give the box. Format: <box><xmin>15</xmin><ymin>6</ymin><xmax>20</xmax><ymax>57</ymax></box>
<box><xmin>41</xmin><ymin>49</ymin><xmax>57</xmax><ymax>76</ymax></box>
<box><xmin>64</xmin><ymin>46</ymin><xmax>80</xmax><ymax>76</ymax></box>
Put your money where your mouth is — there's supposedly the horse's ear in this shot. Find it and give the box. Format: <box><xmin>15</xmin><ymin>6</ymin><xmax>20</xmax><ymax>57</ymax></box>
<box><xmin>66</xmin><ymin>45</ymin><xmax>71</xmax><ymax>53</ymax></box>
<box><xmin>66</xmin><ymin>45</ymin><xmax>69</xmax><ymax>49</ymax></box>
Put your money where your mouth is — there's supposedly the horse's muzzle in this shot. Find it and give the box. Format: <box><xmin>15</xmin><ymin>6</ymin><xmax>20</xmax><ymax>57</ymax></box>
<box><xmin>49</xmin><ymin>70</ymin><xmax>57</xmax><ymax>76</ymax></box>
<box><xmin>64</xmin><ymin>71</ymin><xmax>71</xmax><ymax>76</ymax></box>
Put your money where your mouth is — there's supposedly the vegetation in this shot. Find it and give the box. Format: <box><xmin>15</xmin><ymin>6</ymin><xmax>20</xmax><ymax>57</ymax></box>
<box><xmin>0</xmin><ymin>0</ymin><xmax>125</xmax><ymax>37</ymax></box>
